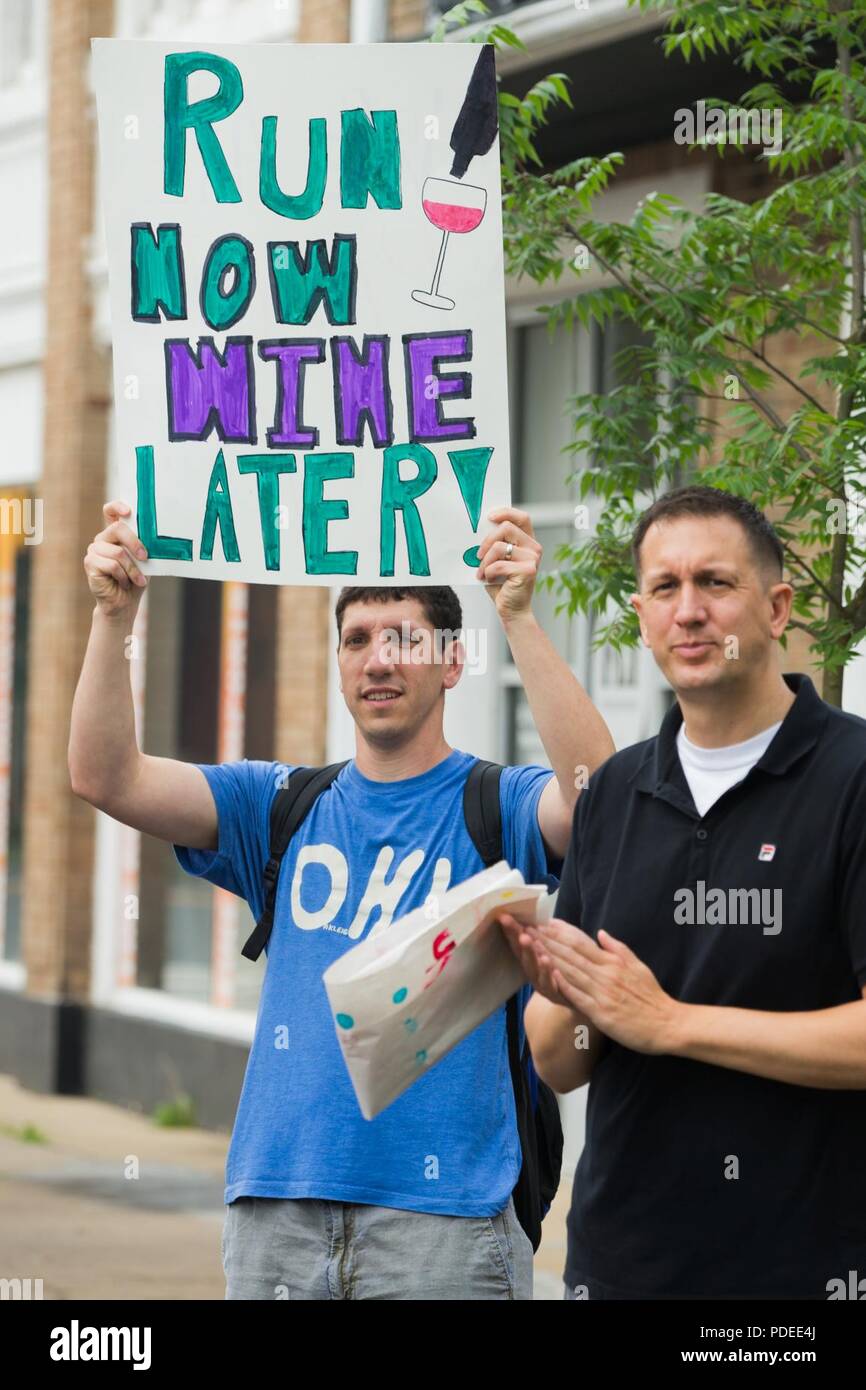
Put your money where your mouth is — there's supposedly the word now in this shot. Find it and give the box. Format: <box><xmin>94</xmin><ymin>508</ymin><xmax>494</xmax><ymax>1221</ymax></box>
<box><xmin>133</xmin><ymin>225</ymin><xmax>367</xmax><ymax>333</ymax></box>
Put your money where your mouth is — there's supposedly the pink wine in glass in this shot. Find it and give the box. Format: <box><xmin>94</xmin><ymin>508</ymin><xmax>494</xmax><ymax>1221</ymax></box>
<box><xmin>421</xmin><ymin>199</ymin><xmax>485</xmax><ymax>234</ymax></box>
<box><xmin>412</xmin><ymin>176</ymin><xmax>487</xmax><ymax>310</ymax></box>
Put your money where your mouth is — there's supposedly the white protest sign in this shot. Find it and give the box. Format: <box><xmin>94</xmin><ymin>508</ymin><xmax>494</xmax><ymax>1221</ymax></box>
<box><xmin>92</xmin><ymin>39</ymin><xmax>511</xmax><ymax>586</ymax></box>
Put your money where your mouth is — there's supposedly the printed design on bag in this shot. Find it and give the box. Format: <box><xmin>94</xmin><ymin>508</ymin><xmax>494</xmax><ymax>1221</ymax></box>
<box><xmin>422</xmin><ymin>928</ymin><xmax>456</xmax><ymax>988</ymax></box>
<box><xmin>323</xmin><ymin>864</ymin><xmax>548</xmax><ymax>1118</ymax></box>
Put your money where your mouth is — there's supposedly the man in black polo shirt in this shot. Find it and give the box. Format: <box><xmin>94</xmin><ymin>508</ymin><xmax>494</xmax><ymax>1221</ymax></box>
<box><xmin>500</xmin><ymin>485</ymin><xmax>866</xmax><ymax>1299</ymax></box>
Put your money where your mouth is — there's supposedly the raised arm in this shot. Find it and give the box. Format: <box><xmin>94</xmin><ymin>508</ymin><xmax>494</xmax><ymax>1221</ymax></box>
<box><xmin>68</xmin><ymin>500</ymin><xmax>218</xmax><ymax>850</ymax></box>
<box><xmin>476</xmin><ymin>506</ymin><xmax>615</xmax><ymax>860</ymax></box>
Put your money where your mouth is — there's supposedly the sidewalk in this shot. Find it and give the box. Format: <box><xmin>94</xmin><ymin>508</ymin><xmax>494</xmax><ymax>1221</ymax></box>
<box><xmin>0</xmin><ymin>1074</ymin><xmax>569</xmax><ymax>1300</ymax></box>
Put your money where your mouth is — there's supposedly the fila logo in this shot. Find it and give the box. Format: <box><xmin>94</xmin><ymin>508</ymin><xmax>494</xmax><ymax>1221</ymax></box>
<box><xmin>758</xmin><ymin>843</ymin><xmax>776</xmax><ymax>862</ymax></box>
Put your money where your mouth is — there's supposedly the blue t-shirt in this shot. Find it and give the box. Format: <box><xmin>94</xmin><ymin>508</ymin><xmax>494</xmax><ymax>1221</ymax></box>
<box><xmin>173</xmin><ymin>748</ymin><xmax>558</xmax><ymax>1216</ymax></box>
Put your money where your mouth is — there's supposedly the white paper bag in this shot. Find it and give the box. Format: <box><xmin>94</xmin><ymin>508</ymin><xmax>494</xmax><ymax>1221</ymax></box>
<box><xmin>322</xmin><ymin>861</ymin><xmax>552</xmax><ymax>1119</ymax></box>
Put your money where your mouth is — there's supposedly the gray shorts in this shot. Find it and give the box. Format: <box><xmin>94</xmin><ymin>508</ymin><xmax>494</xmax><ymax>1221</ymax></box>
<box><xmin>222</xmin><ymin>1193</ymin><xmax>534</xmax><ymax>1300</ymax></box>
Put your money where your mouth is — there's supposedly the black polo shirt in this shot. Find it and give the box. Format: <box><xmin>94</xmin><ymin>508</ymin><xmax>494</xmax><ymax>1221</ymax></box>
<box><xmin>556</xmin><ymin>672</ymin><xmax>866</xmax><ymax>1298</ymax></box>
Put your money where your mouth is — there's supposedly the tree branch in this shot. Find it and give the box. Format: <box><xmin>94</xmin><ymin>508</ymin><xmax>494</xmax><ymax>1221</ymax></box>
<box><xmin>781</xmin><ymin>542</ymin><xmax>842</xmax><ymax>612</ymax></box>
<box><xmin>562</xmin><ymin>223</ymin><xmax>831</xmax><ymax>483</ymax></box>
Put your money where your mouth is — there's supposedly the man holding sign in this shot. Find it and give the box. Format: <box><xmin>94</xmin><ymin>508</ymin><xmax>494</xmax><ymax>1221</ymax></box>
<box><xmin>70</xmin><ymin>499</ymin><xmax>614</xmax><ymax>1299</ymax></box>
<box><xmin>77</xmin><ymin>33</ymin><xmax>616</xmax><ymax>1300</ymax></box>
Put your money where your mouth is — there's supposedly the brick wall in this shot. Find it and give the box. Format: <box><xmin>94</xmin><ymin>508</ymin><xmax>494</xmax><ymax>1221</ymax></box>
<box><xmin>298</xmin><ymin>0</ymin><xmax>350</xmax><ymax>42</ymax></box>
<box><xmin>389</xmin><ymin>0</ymin><xmax>429</xmax><ymax>39</ymax></box>
<box><xmin>275</xmin><ymin>586</ymin><xmax>330</xmax><ymax>766</ymax></box>
<box><xmin>22</xmin><ymin>0</ymin><xmax>114</xmax><ymax>1001</ymax></box>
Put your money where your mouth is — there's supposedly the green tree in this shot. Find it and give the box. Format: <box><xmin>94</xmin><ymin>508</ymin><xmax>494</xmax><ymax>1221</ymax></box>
<box><xmin>435</xmin><ymin>0</ymin><xmax>866</xmax><ymax>706</ymax></box>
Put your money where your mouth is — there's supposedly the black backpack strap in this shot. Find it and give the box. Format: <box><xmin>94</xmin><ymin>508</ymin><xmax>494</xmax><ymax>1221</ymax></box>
<box><xmin>505</xmin><ymin>992</ymin><xmax>542</xmax><ymax>1248</ymax></box>
<box><xmin>241</xmin><ymin>761</ymin><xmax>349</xmax><ymax>962</ymax></box>
<box><xmin>462</xmin><ymin>757</ymin><xmax>503</xmax><ymax>868</ymax></box>
<box><xmin>463</xmin><ymin>756</ymin><xmax>564</xmax><ymax>1251</ymax></box>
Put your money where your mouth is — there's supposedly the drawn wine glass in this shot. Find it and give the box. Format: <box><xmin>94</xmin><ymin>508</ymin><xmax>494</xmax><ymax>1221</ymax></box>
<box><xmin>412</xmin><ymin>176</ymin><xmax>487</xmax><ymax>310</ymax></box>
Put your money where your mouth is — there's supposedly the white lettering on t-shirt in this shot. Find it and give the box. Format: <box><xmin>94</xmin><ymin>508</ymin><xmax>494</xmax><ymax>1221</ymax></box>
<box><xmin>290</xmin><ymin>844</ymin><xmax>349</xmax><ymax>931</ymax></box>
<box><xmin>289</xmin><ymin>847</ymin><xmax>455</xmax><ymax>940</ymax></box>
<box><xmin>348</xmin><ymin>846</ymin><xmax>426</xmax><ymax>939</ymax></box>
<box><xmin>372</xmin><ymin>855</ymin><xmax>453</xmax><ymax>940</ymax></box>
<box><xmin>429</xmin><ymin>856</ymin><xmax>453</xmax><ymax>901</ymax></box>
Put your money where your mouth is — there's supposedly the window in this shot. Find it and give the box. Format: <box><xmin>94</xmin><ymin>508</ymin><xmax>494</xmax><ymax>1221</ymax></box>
<box><xmin>137</xmin><ymin>577</ymin><xmax>221</xmax><ymax>1002</ymax></box>
<box><xmin>0</xmin><ymin>0</ymin><xmax>43</xmax><ymax>88</ymax></box>
<box><xmin>132</xmin><ymin>577</ymin><xmax>278</xmax><ymax>1010</ymax></box>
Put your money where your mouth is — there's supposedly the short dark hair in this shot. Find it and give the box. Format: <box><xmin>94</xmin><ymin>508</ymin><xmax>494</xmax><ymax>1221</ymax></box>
<box><xmin>632</xmin><ymin>485</ymin><xmax>784</xmax><ymax>581</ymax></box>
<box><xmin>334</xmin><ymin>586</ymin><xmax>463</xmax><ymax>639</ymax></box>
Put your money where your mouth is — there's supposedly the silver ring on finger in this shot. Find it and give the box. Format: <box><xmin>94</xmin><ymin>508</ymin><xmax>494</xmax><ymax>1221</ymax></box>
<box><xmin>504</xmin><ymin>541</ymin><xmax>514</xmax><ymax>560</ymax></box>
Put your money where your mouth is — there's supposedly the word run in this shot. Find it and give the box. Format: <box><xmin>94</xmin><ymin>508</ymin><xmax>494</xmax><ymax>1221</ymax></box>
<box><xmin>162</xmin><ymin>51</ymin><xmax>402</xmax><ymax>214</ymax></box>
